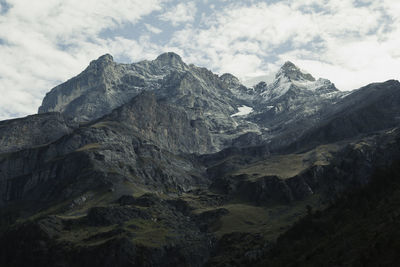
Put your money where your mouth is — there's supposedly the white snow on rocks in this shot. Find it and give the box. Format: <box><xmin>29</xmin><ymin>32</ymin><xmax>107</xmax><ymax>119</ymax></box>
<box><xmin>231</xmin><ymin>105</ymin><xmax>254</xmax><ymax>117</ymax></box>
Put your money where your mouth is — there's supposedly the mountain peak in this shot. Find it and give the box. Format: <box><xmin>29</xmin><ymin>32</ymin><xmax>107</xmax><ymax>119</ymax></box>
<box><xmin>220</xmin><ymin>73</ymin><xmax>241</xmax><ymax>86</ymax></box>
<box><xmin>155</xmin><ymin>52</ymin><xmax>184</xmax><ymax>65</ymax></box>
<box><xmin>87</xmin><ymin>54</ymin><xmax>114</xmax><ymax>70</ymax></box>
<box><xmin>259</xmin><ymin>62</ymin><xmax>338</xmax><ymax>102</ymax></box>
<box><xmin>277</xmin><ymin>61</ymin><xmax>315</xmax><ymax>82</ymax></box>
<box><xmin>98</xmin><ymin>53</ymin><xmax>114</xmax><ymax>62</ymax></box>
<box><xmin>281</xmin><ymin>61</ymin><xmax>297</xmax><ymax>69</ymax></box>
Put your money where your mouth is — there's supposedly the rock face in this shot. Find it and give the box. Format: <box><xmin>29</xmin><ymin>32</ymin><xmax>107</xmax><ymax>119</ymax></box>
<box><xmin>0</xmin><ymin>112</ymin><xmax>76</xmax><ymax>154</ymax></box>
<box><xmin>210</xmin><ymin>127</ymin><xmax>400</xmax><ymax>206</ymax></box>
<box><xmin>291</xmin><ymin>80</ymin><xmax>400</xmax><ymax>149</ymax></box>
<box><xmin>104</xmin><ymin>91</ymin><xmax>215</xmax><ymax>154</ymax></box>
<box><xmin>256</xmin><ymin>60</ymin><xmax>338</xmax><ymax>102</ymax></box>
<box><xmin>38</xmin><ymin>52</ymin><xmax>261</xmax><ymax>153</ymax></box>
<box><xmin>38</xmin><ymin>53</ymin><xmax>188</xmax><ymax>121</ymax></box>
<box><xmin>243</xmin><ymin>61</ymin><xmax>345</xmax><ymax>149</ymax></box>
<box><xmin>2</xmin><ymin>52</ymin><xmax>400</xmax><ymax>266</ymax></box>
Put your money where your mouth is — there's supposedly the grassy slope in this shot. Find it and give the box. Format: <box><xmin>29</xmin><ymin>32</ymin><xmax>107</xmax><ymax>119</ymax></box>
<box><xmin>230</xmin><ymin>144</ymin><xmax>340</xmax><ymax>180</ymax></box>
<box><xmin>257</xmin><ymin>161</ymin><xmax>400</xmax><ymax>267</ymax></box>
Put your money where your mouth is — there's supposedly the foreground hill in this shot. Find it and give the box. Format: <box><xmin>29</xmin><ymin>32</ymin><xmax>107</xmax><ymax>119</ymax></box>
<box><xmin>254</xmin><ymin>160</ymin><xmax>400</xmax><ymax>266</ymax></box>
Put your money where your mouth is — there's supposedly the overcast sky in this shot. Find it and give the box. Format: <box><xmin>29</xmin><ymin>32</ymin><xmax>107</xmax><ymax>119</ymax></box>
<box><xmin>0</xmin><ymin>0</ymin><xmax>399</xmax><ymax>120</ymax></box>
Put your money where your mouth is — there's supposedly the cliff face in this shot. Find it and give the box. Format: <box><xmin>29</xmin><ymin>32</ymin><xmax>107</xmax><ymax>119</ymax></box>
<box><xmin>0</xmin><ymin>112</ymin><xmax>76</xmax><ymax>154</ymax></box>
<box><xmin>1</xmin><ymin>53</ymin><xmax>400</xmax><ymax>266</ymax></box>
<box><xmin>38</xmin><ymin>53</ymin><xmax>189</xmax><ymax>120</ymax></box>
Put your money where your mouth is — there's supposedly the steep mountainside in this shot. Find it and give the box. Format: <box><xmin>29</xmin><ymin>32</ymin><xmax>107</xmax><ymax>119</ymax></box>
<box><xmin>247</xmin><ymin>61</ymin><xmax>348</xmax><ymax>148</ymax></box>
<box><xmin>1</xmin><ymin>52</ymin><xmax>400</xmax><ymax>266</ymax></box>
<box><xmin>0</xmin><ymin>112</ymin><xmax>76</xmax><ymax>154</ymax></box>
<box><xmin>39</xmin><ymin>52</ymin><xmax>260</xmax><ymax>153</ymax></box>
<box><xmin>38</xmin><ymin>53</ymin><xmax>189</xmax><ymax>121</ymax></box>
<box><xmin>290</xmin><ymin>80</ymin><xmax>400</xmax><ymax>150</ymax></box>
<box><xmin>254</xmin><ymin>160</ymin><xmax>400</xmax><ymax>267</ymax></box>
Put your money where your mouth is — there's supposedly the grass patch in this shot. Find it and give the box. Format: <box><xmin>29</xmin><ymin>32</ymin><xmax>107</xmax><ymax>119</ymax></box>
<box><xmin>15</xmin><ymin>199</ymin><xmax>72</xmax><ymax>224</ymax></box>
<box><xmin>232</xmin><ymin>144</ymin><xmax>340</xmax><ymax>180</ymax></box>
<box><xmin>57</xmin><ymin>217</ymin><xmax>172</xmax><ymax>248</ymax></box>
<box><xmin>59</xmin><ymin>224</ymin><xmax>116</xmax><ymax>246</ymax></box>
<box><xmin>90</xmin><ymin>121</ymin><xmax>121</xmax><ymax>129</ymax></box>
<box><xmin>192</xmin><ymin>195</ymin><xmax>324</xmax><ymax>241</ymax></box>
<box><xmin>124</xmin><ymin>218</ymin><xmax>172</xmax><ymax>247</ymax></box>
<box><xmin>75</xmin><ymin>143</ymin><xmax>101</xmax><ymax>152</ymax></box>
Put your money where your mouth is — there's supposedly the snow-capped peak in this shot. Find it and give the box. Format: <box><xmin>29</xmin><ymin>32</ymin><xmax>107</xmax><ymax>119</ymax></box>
<box><xmin>276</xmin><ymin>61</ymin><xmax>316</xmax><ymax>82</ymax></box>
<box><xmin>260</xmin><ymin>62</ymin><xmax>338</xmax><ymax>101</ymax></box>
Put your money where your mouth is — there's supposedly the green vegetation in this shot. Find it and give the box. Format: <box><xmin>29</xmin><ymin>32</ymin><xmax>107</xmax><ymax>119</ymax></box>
<box><xmin>58</xmin><ymin>206</ymin><xmax>172</xmax><ymax>248</ymax></box>
<box><xmin>231</xmin><ymin>144</ymin><xmax>340</xmax><ymax>180</ymax></box>
<box><xmin>90</xmin><ymin>121</ymin><xmax>121</xmax><ymax>129</ymax></box>
<box><xmin>58</xmin><ymin>224</ymin><xmax>116</xmax><ymax>246</ymax></box>
<box><xmin>75</xmin><ymin>143</ymin><xmax>101</xmax><ymax>151</ymax></box>
<box><xmin>257</xmin><ymin>161</ymin><xmax>400</xmax><ymax>266</ymax></box>
<box><xmin>124</xmin><ymin>218</ymin><xmax>172</xmax><ymax>247</ymax></box>
<box><xmin>234</xmin><ymin>153</ymin><xmax>308</xmax><ymax>179</ymax></box>
<box><xmin>215</xmin><ymin>199</ymin><xmax>320</xmax><ymax>240</ymax></box>
<box><xmin>187</xmin><ymin>191</ymin><xmax>323</xmax><ymax>241</ymax></box>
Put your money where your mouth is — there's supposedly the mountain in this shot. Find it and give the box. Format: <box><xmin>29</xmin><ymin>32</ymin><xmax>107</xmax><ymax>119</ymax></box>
<box><xmin>259</xmin><ymin>61</ymin><xmax>337</xmax><ymax>102</ymax></box>
<box><xmin>39</xmin><ymin>52</ymin><xmax>261</xmax><ymax>153</ymax></box>
<box><xmin>244</xmin><ymin>61</ymin><xmax>348</xmax><ymax>149</ymax></box>
<box><xmin>1</xmin><ymin>53</ymin><xmax>400</xmax><ymax>267</ymax></box>
<box><xmin>38</xmin><ymin>53</ymin><xmax>188</xmax><ymax>121</ymax></box>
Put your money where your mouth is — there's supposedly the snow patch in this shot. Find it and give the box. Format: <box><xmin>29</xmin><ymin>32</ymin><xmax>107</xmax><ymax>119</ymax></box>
<box><xmin>260</xmin><ymin>76</ymin><xmax>291</xmax><ymax>101</ymax></box>
<box><xmin>339</xmin><ymin>91</ymin><xmax>352</xmax><ymax>98</ymax></box>
<box><xmin>231</xmin><ymin>105</ymin><xmax>254</xmax><ymax>117</ymax></box>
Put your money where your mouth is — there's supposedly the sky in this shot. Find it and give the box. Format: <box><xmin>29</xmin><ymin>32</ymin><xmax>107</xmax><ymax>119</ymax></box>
<box><xmin>0</xmin><ymin>0</ymin><xmax>399</xmax><ymax>120</ymax></box>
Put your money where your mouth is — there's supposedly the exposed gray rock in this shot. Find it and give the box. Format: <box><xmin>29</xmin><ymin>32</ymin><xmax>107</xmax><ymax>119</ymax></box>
<box><xmin>104</xmin><ymin>91</ymin><xmax>216</xmax><ymax>154</ymax></box>
<box><xmin>220</xmin><ymin>73</ymin><xmax>255</xmax><ymax>102</ymax></box>
<box><xmin>279</xmin><ymin>61</ymin><xmax>315</xmax><ymax>82</ymax></box>
<box><xmin>242</xmin><ymin>61</ymin><xmax>345</xmax><ymax>148</ymax></box>
<box><xmin>38</xmin><ymin>52</ymin><xmax>188</xmax><ymax>122</ymax></box>
<box><xmin>0</xmin><ymin>112</ymin><xmax>75</xmax><ymax>154</ymax></box>
<box><xmin>289</xmin><ymin>80</ymin><xmax>400</xmax><ymax>150</ymax></box>
<box><xmin>38</xmin><ymin>52</ymin><xmax>263</xmax><ymax>154</ymax></box>
<box><xmin>0</xmin><ymin>109</ymin><xmax>211</xmax><ymax>209</ymax></box>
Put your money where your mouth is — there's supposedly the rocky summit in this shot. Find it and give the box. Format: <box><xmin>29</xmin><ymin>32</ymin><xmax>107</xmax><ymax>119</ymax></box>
<box><xmin>1</xmin><ymin>52</ymin><xmax>400</xmax><ymax>266</ymax></box>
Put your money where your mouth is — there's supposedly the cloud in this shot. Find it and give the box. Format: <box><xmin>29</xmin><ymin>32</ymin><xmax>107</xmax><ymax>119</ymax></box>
<box><xmin>0</xmin><ymin>0</ymin><xmax>166</xmax><ymax>120</ymax></box>
<box><xmin>159</xmin><ymin>2</ymin><xmax>197</xmax><ymax>26</ymax></box>
<box><xmin>168</xmin><ymin>0</ymin><xmax>399</xmax><ymax>89</ymax></box>
<box><xmin>145</xmin><ymin>23</ymin><xmax>162</xmax><ymax>34</ymax></box>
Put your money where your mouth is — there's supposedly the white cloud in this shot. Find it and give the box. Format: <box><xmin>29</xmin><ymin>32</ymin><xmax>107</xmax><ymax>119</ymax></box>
<box><xmin>159</xmin><ymin>2</ymin><xmax>197</xmax><ymax>26</ymax></box>
<box><xmin>145</xmin><ymin>23</ymin><xmax>162</xmax><ymax>34</ymax></box>
<box><xmin>288</xmin><ymin>37</ymin><xmax>400</xmax><ymax>90</ymax></box>
<box><xmin>0</xmin><ymin>0</ymin><xmax>166</xmax><ymax>120</ymax></box>
<box><xmin>168</xmin><ymin>0</ymin><xmax>399</xmax><ymax>90</ymax></box>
